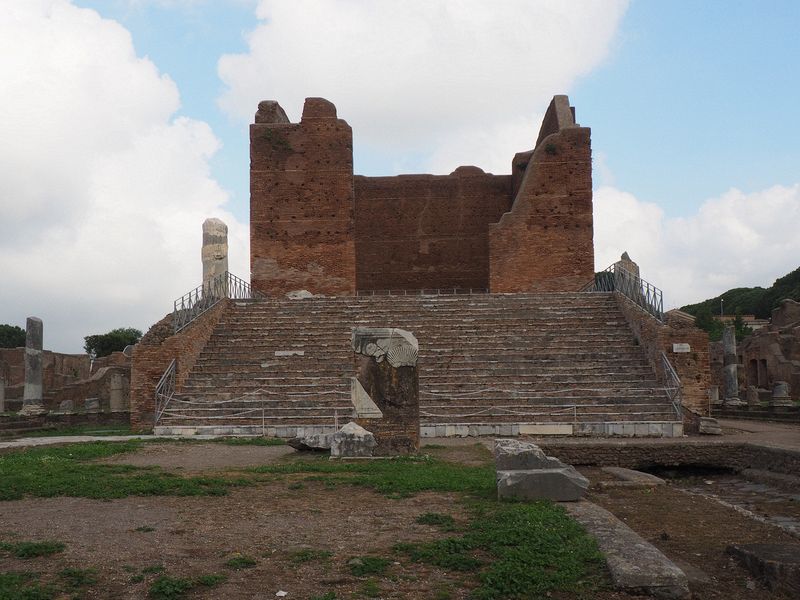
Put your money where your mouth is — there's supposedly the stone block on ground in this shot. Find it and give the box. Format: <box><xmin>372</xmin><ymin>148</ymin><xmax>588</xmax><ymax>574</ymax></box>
<box><xmin>288</xmin><ymin>432</ymin><xmax>333</xmax><ymax>452</ymax></box>
<box><xmin>497</xmin><ymin>468</ymin><xmax>589</xmax><ymax>502</ymax></box>
<box><xmin>494</xmin><ymin>438</ymin><xmax>565</xmax><ymax>471</ymax></box>
<box><xmin>727</xmin><ymin>543</ymin><xmax>800</xmax><ymax>597</ymax></box>
<box><xmin>84</xmin><ymin>398</ymin><xmax>100</xmax><ymax>411</ymax></box>
<box><xmin>58</xmin><ymin>399</ymin><xmax>74</xmax><ymax>412</ymax></box>
<box><xmin>494</xmin><ymin>439</ymin><xmax>589</xmax><ymax>501</ymax></box>
<box><xmin>330</xmin><ymin>421</ymin><xmax>377</xmax><ymax>458</ymax></box>
<box><xmin>600</xmin><ymin>466</ymin><xmax>666</xmax><ymax>487</ymax></box>
<box><xmin>698</xmin><ymin>417</ymin><xmax>722</xmax><ymax>435</ymax></box>
<box><xmin>565</xmin><ymin>501</ymin><xmax>690</xmax><ymax>599</ymax></box>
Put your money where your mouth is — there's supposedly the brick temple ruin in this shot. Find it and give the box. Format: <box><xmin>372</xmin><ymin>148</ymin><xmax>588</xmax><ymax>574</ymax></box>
<box><xmin>130</xmin><ymin>95</ymin><xmax>715</xmax><ymax>442</ymax></box>
<box><xmin>250</xmin><ymin>95</ymin><xmax>593</xmax><ymax>295</ymax></box>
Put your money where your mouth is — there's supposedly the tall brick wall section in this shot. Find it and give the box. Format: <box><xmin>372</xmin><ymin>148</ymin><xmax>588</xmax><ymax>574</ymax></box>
<box><xmin>613</xmin><ymin>293</ymin><xmax>712</xmax><ymax>419</ymax></box>
<box><xmin>129</xmin><ymin>301</ymin><xmax>229</xmax><ymax>431</ymax></box>
<box><xmin>354</xmin><ymin>168</ymin><xmax>512</xmax><ymax>291</ymax></box>
<box><xmin>489</xmin><ymin>96</ymin><xmax>594</xmax><ymax>292</ymax></box>
<box><xmin>250</xmin><ymin>98</ymin><xmax>356</xmax><ymax>296</ymax></box>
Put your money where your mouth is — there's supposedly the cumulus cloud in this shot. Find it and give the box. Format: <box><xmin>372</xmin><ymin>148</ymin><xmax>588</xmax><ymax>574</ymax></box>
<box><xmin>0</xmin><ymin>0</ymin><xmax>247</xmax><ymax>352</ymax></box>
<box><xmin>218</xmin><ymin>0</ymin><xmax>629</xmax><ymax>174</ymax></box>
<box><xmin>594</xmin><ymin>184</ymin><xmax>800</xmax><ymax>309</ymax></box>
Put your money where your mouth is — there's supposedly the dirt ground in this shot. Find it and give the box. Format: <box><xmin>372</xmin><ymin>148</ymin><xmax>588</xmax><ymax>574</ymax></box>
<box><xmin>0</xmin><ymin>441</ymin><xmax>796</xmax><ymax>599</ymax></box>
<box><xmin>582</xmin><ymin>467</ymin><xmax>798</xmax><ymax>600</ymax></box>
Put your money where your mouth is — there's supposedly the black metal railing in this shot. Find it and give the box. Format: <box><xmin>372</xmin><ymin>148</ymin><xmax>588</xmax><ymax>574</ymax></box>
<box><xmin>172</xmin><ymin>271</ymin><xmax>263</xmax><ymax>333</ymax></box>
<box><xmin>586</xmin><ymin>265</ymin><xmax>664</xmax><ymax>321</ymax></box>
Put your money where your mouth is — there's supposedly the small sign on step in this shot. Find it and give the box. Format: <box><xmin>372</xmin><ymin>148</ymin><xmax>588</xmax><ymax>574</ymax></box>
<box><xmin>672</xmin><ymin>343</ymin><xmax>691</xmax><ymax>353</ymax></box>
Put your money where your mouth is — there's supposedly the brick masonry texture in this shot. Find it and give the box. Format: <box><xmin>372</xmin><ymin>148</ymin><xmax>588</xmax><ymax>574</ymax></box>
<box><xmin>129</xmin><ymin>301</ymin><xmax>229</xmax><ymax>431</ymax></box>
<box><xmin>249</xmin><ymin>95</ymin><xmax>594</xmax><ymax>295</ymax></box>
<box><xmin>613</xmin><ymin>293</ymin><xmax>712</xmax><ymax>422</ymax></box>
<box><xmin>489</xmin><ymin>96</ymin><xmax>594</xmax><ymax>292</ymax></box>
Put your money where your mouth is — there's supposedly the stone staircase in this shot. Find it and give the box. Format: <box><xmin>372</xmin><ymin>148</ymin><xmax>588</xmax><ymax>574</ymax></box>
<box><xmin>153</xmin><ymin>293</ymin><xmax>682</xmax><ymax>438</ymax></box>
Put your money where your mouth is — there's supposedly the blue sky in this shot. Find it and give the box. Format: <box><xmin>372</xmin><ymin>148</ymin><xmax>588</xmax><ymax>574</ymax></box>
<box><xmin>2</xmin><ymin>1</ymin><xmax>799</xmax><ymax>351</ymax></box>
<box><xmin>76</xmin><ymin>0</ymin><xmax>800</xmax><ymax>220</ymax></box>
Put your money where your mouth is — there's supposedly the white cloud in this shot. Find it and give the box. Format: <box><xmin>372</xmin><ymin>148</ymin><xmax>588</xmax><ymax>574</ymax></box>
<box><xmin>0</xmin><ymin>0</ymin><xmax>247</xmax><ymax>352</ymax></box>
<box><xmin>594</xmin><ymin>184</ymin><xmax>800</xmax><ymax>309</ymax></box>
<box><xmin>218</xmin><ymin>0</ymin><xmax>629</xmax><ymax>174</ymax></box>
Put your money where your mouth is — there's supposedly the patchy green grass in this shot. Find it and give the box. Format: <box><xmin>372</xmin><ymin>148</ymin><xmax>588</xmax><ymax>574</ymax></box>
<box><xmin>309</xmin><ymin>593</ymin><xmax>337</xmax><ymax>600</ymax></box>
<box><xmin>348</xmin><ymin>556</ymin><xmax>391</xmax><ymax>577</ymax></box>
<box><xmin>359</xmin><ymin>578</ymin><xmax>381</xmax><ymax>597</ymax></box>
<box><xmin>288</xmin><ymin>548</ymin><xmax>332</xmax><ymax>565</ymax></box>
<box><xmin>194</xmin><ymin>573</ymin><xmax>227</xmax><ymax>587</ymax></box>
<box><xmin>134</xmin><ymin>526</ymin><xmax>155</xmax><ymax>533</ymax></box>
<box><xmin>0</xmin><ymin>571</ymin><xmax>56</xmax><ymax>600</ymax></box>
<box><xmin>57</xmin><ymin>567</ymin><xmax>97</xmax><ymax>589</ymax></box>
<box><xmin>224</xmin><ymin>554</ymin><xmax>257</xmax><ymax>570</ymax></box>
<box><xmin>148</xmin><ymin>575</ymin><xmax>193</xmax><ymax>599</ymax></box>
<box><xmin>415</xmin><ymin>512</ymin><xmax>457</xmax><ymax>531</ymax></box>
<box><xmin>0</xmin><ymin>441</ymin><xmax>251</xmax><ymax>501</ymax></box>
<box><xmin>0</xmin><ymin>541</ymin><xmax>65</xmax><ymax>559</ymax></box>
<box><xmin>396</xmin><ymin>501</ymin><xmax>607</xmax><ymax>599</ymax></box>
<box><xmin>141</xmin><ymin>565</ymin><xmax>166</xmax><ymax>575</ymax></box>
<box><xmin>249</xmin><ymin>455</ymin><xmax>494</xmax><ymax>498</ymax></box>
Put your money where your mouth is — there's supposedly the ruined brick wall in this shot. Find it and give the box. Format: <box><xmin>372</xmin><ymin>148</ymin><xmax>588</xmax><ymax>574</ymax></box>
<box><xmin>250</xmin><ymin>95</ymin><xmax>595</xmax><ymax>294</ymax></box>
<box><xmin>489</xmin><ymin>96</ymin><xmax>594</xmax><ymax>292</ymax></box>
<box><xmin>613</xmin><ymin>294</ymin><xmax>712</xmax><ymax>418</ymax></box>
<box><xmin>0</xmin><ymin>348</ymin><xmax>90</xmax><ymax>391</ymax></box>
<box><xmin>250</xmin><ymin>98</ymin><xmax>355</xmax><ymax>296</ymax></box>
<box><xmin>739</xmin><ymin>299</ymin><xmax>800</xmax><ymax>401</ymax></box>
<box><xmin>43</xmin><ymin>365</ymin><xmax>130</xmax><ymax>412</ymax></box>
<box><xmin>354</xmin><ymin>168</ymin><xmax>512</xmax><ymax>291</ymax></box>
<box><xmin>129</xmin><ymin>301</ymin><xmax>229</xmax><ymax>431</ymax></box>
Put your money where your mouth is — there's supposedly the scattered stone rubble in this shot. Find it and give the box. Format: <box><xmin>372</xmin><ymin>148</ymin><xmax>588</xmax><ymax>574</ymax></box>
<box><xmin>494</xmin><ymin>439</ymin><xmax>589</xmax><ymax>502</ymax></box>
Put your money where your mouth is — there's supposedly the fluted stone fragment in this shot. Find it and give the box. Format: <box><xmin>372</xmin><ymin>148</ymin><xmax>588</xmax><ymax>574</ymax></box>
<box><xmin>21</xmin><ymin>317</ymin><xmax>46</xmax><ymax>415</ymax></box>
<box><xmin>202</xmin><ymin>218</ymin><xmax>228</xmax><ymax>284</ymax></box>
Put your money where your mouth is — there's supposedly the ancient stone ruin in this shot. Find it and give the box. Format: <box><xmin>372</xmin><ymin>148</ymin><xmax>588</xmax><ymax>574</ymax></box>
<box><xmin>250</xmin><ymin>95</ymin><xmax>593</xmax><ymax>296</ymax></box>
<box><xmin>495</xmin><ymin>439</ymin><xmax>589</xmax><ymax>502</ymax></box>
<box><xmin>351</xmin><ymin>327</ymin><xmax>419</xmax><ymax>455</ymax></box>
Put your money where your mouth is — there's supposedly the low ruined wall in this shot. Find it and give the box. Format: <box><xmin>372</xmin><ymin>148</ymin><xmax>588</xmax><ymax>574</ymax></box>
<box><xmin>354</xmin><ymin>169</ymin><xmax>512</xmax><ymax>291</ymax></box>
<box><xmin>539</xmin><ymin>441</ymin><xmax>800</xmax><ymax>476</ymax></box>
<box><xmin>130</xmin><ymin>301</ymin><xmax>229</xmax><ymax>431</ymax></box>
<box><xmin>44</xmin><ymin>365</ymin><xmax>130</xmax><ymax>412</ymax></box>
<box><xmin>613</xmin><ymin>294</ymin><xmax>711</xmax><ymax>418</ymax></box>
<box><xmin>0</xmin><ymin>348</ymin><xmax>90</xmax><ymax>390</ymax></box>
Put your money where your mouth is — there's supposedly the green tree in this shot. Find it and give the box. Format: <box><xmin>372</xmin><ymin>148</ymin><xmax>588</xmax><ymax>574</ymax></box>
<box><xmin>693</xmin><ymin>307</ymin><xmax>725</xmax><ymax>341</ymax></box>
<box><xmin>733</xmin><ymin>313</ymin><xmax>753</xmax><ymax>340</ymax></box>
<box><xmin>0</xmin><ymin>324</ymin><xmax>26</xmax><ymax>348</ymax></box>
<box><xmin>83</xmin><ymin>327</ymin><xmax>142</xmax><ymax>358</ymax></box>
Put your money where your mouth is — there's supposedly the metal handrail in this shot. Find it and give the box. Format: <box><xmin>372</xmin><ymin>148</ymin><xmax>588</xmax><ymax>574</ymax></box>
<box><xmin>661</xmin><ymin>352</ymin><xmax>683</xmax><ymax>421</ymax></box>
<box><xmin>172</xmin><ymin>271</ymin><xmax>264</xmax><ymax>333</ymax></box>
<box><xmin>154</xmin><ymin>358</ymin><xmax>176</xmax><ymax>425</ymax></box>
<box><xmin>356</xmin><ymin>288</ymin><xmax>489</xmax><ymax>297</ymax></box>
<box><xmin>586</xmin><ymin>264</ymin><xmax>664</xmax><ymax>321</ymax></box>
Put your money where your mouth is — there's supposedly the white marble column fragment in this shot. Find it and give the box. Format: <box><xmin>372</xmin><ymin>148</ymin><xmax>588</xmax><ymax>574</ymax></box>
<box><xmin>202</xmin><ymin>218</ymin><xmax>229</xmax><ymax>284</ymax></box>
<box><xmin>722</xmin><ymin>326</ymin><xmax>743</xmax><ymax>406</ymax></box>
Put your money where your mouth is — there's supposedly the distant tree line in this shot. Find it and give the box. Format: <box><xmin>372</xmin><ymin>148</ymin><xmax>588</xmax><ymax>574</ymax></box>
<box><xmin>0</xmin><ymin>324</ymin><xmax>26</xmax><ymax>348</ymax></box>
<box><xmin>681</xmin><ymin>266</ymin><xmax>800</xmax><ymax>320</ymax></box>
